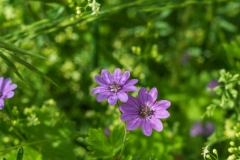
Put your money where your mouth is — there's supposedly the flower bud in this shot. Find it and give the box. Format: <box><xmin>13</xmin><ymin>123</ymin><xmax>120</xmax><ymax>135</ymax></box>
<box><xmin>213</xmin><ymin>149</ymin><xmax>217</xmax><ymax>155</ymax></box>
<box><xmin>230</xmin><ymin>141</ymin><xmax>235</xmax><ymax>146</ymax></box>
<box><xmin>228</xmin><ymin>147</ymin><xmax>235</xmax><ymax>153</ymax></box>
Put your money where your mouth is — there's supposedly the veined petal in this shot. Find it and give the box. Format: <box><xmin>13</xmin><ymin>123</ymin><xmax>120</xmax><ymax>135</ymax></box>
<box><xmin>154</xmin><ymin>110</ymin><xmax>170</xmax><ymax>119</ymax></box>
<box><xmin>0</xmin><ymin>99</ymin><xmax>4</xmax><ymax>110</ymax></box>
<box><xmin>142</xmin><ymin>119</ymin><xmax>152</xmax><ymax>136</ymax></box>
<box><xmin>126</xmin><ymin>95</ymin><xmax>140</xmax><ymax>108</ymax></box>
<box><xmin>149</xmin><ymin>118</ymin><xmax>163</xmax><ymax>132</ymax></box>
<box><xmin>101</xmin><ymin>69</ymin><xmax>112</xmax><ymax>84</ymax></box>
<box><xmin>3</xmin><ymin>84</ymin><xmax>17</xmax><ymax>95</ymax></box>
<box><xmin>152</xmin><ymin>100</ymin><xmax>171</xmax><ymax>110</ymax></box>
<box><xmin>113</xmin><ymin>68</ymin><xmax>122</xmax><ymax>83</ymax></box>
<box><xmin>124</xmin><ymin>79</ymin><xmax>138</xmax><ymax>87</ymax></box>
<box><xmin>2</xmin><ymin>78</ymin><xmax>12</xmax><ymax>92</ymax></box>
<box><xmin>149</xmin><ymin>88</ymin><xmax>158</xmax><ymax>102</ymax></box>
<box><xmin>108</xmin><ymin>94</ymin><xmax>118</xmax><ymax>105</ymax></box>
<box><xmin>117</xmin><ymin>91</ymin><xmax>128</xmax><ymax>102</ymax></box>
<box><xmin>95</xmin><ymin>76</ymin><xmax>107</xmax><ymax>86</ymax></box>
<box><xmin>121</xmin><ymin>86</ymin><xmax>137</xmax><ymax>92</ymax></box>
<box><xmin>119</xmin><ymin>104</ymin><xmax>138</xmax><ymax>113</ymax></box>
<box><xmin>121</xmin><ymin>114</ymin><xmax>139</xmax><ymax>122</ymax></box>
<box><xmin>91</xmin><ymin>86</ymin><xmax>107</xmax><ymax>94</ymax></box>
<box><xmin>119</xmin><ymin>71</ymin><xmax>130</xmax><ymax>85</ymax></box>
<box><xmin>0</xmin><ymin>77</ymin><xmax>4</xmax><ymax>90</ymax></box>
<box><xmin>4</xmin><ymin>91</ymin><xmax>14</xmax><ymax>98</ymax></box>
<box><xmin>97</xmin><ymin>91</ymin><xmax>111</xmax><ymax>102</ymax></box>
<box><xmin>127</xmin><ymin>118</ymin><xmax>142</xmax><ymax>130</ymax></box>
<box><xmin>138</xmin><ymin>88</ymin><xmax>153</xmax><ymax>106</ymax></box>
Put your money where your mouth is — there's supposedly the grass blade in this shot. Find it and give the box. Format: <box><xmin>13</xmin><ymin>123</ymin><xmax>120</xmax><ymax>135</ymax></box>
<box><xmin>10</xmin><ymin>54</ymin><xmax>59</xmax><ymax>86</ymax></box>
<box><xmin>0</xmin><ymin>38</ymin><xmax>45</xmax><ymax>59</ymax></box>
<box><xmin>0</xmin><ymin>52</ymin><xmax>25</xmax><ymax>83</ymax></box>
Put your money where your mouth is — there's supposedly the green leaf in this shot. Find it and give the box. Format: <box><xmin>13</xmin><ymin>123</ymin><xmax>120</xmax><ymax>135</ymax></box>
<box><xmin>85</xmin><ymin>125</ymin><xmax>126</xmax><ymax>159</ymax></box>
<box><xmin>0</xmin><ymin>52</ymin><xmax>25</xmax><ymax>83</ymax></box>
<box><xmin>86</xmin><ymin>128</ymin><xmax>112</xmax><ymax>158</ymax></box>
<box><xmin>10</xmin><ymin>54</ymin><xmax>58</xmax><ymax>86</ymax></box>
<box><xmin>0</xmin><ymin>38</ymin><xmax>45</xmax><ymax>59</ymax></box>
<box><xmin>16</xmin><ymin>147</ymin><xmax>24</xmax><ymax>160</ymax></box>
<box><xmin>121</xmin><ymin>155</ymin><xmax>132</xmax><ymax>160</ymax></box>
<box><xmin>217</xmin><ymin>18</ymin><xmax>237</xmax><ymax>33</ymax></box>
<box><xmin>109</xmin><ymin>125</ymin><xmax>125</xmax><ymax>155</ymax></box>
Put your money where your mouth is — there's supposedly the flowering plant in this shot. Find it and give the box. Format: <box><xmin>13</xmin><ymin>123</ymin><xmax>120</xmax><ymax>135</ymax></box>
<box><xmin>0</xmin><ymin>77</ymin><xmax>17</xmax><ymax>110</ymax></box>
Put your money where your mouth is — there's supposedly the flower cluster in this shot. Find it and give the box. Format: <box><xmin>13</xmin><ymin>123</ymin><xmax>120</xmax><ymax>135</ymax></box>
<box><xmin>0</xmin><ymin>77</ymin><xmax>17</xmax><ymax>110</ymax></box>
<box><xmin>92</xmin><ymin>68</ymin><xmax>171</xmax><ymax>136</ymax></box>
<box><xmin>88</xmin><ymin>0</ymin><xmax>101</xmax><ymax>16</ymax></box>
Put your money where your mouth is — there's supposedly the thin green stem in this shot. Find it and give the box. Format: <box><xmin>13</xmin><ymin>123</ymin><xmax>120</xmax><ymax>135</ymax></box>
<box><xmin>208</xmin><ymin>153</ymin><xmax>218</xmax><ymax>160</ymax></box>
<box><xmin>0</xmin><ymin>136</ymin><xmax>71</xmax><ymax>153</ymax></box>
<box><xmin>118</xmin><ymin>126</ymin><xmax>127</xmax><ymax>160</ymax></box>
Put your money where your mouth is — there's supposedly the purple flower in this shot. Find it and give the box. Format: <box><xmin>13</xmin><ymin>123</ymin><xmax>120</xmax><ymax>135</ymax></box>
<box><xmin>190</xmin><ymin>122</ymin><xmax>204</xmax><ymax>137</ymax></box>
<box><xmin>119</xmin><ymin>87</ymin><xmax>171</xmax><ymax>136</ymax></box>
<box><xmin>190</xmin><ymin>122</ymin><xmax>214</xmax><ymax>137</ymax></box>
<box><xmin>204</xmin><ymin>122</ymin><xmax>214</xmax><ymax>136</ymax></box>
<box><xmin>92</xmin><ymin>68</ymin><xmax>138</xmax><ymax>105</ymax></box>
<box><xmin>0</xmin><ymin>77</ymin><xmax>17</xmax><ymax>110</ymax></box>
<box><xmin>104</xmin><ymin>127</ymin><xmax>110</xmax><ymax>137</ymax></box>
<box><xmin>207</xmin><ymin>80</ymin><xmax>219</xmax><ymax>89</ymax></box>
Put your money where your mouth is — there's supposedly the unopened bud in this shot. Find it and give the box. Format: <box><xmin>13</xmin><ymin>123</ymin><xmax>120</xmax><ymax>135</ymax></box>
<box><xmin>213</xmin><ymin>149</ymin><xmax>217</xmax><ymax>155</ymax></box>
<box><xmin>230</xmin><ymin>141</ymin><xmax>235</xmax><ymax>146</ymax></box>
<box><xmin>228</xmin><ymin>147</ymin><xmax>234</xmax><ymax>153</ymax></box>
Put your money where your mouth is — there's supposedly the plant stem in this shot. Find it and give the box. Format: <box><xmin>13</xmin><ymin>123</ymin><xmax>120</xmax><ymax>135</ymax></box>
<box><xmin>118</xmin><ymin>125</ymin><xmax>127</xmax><ymax>160</ymax></box>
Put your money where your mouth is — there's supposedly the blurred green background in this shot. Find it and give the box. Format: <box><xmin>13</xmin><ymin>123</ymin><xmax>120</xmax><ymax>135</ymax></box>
<box><xmin>0</xmin><ymin>0</ymin><xmax>240</xmax><ymax>159</ymax></box>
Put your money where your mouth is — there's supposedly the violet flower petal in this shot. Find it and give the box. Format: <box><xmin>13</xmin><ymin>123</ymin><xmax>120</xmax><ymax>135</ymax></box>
<box><xmin>152</xmin><ymin>100</ymin><xmax>171</xmax><ymax>110</ymax></box>
<box><xmin>91</xmin><ymin>86</ymin><xmax>106</xmax><ymax>94</ymax></box>
<box><xmin>121</xmin><ymin>114</ymin><xmax>139</xmax><ymax>122</ymax></box>
<box><xmin>119</xmin><ymin>104</ymin><xmax>138</xmax><ymax>113</ymax></box>
<box><xmin>127</xmin><ymin>118</ymin><xmax>142</xmax><ymax>130</ymax></box>
<box><xmin>124</xmin><ymin>79</ymin><xmax>138</xmax><ymax>87</ymax></box>
<box><xmin>138</xmin><ymin>88</ymin><xmax>153</xmax><ymax>106</ymax></box>
<box><xmin>5</xmin><ymin>91</ymin><xmax>15</xmax><ymax>99</ymax></box>
<box><xmin>94</xmin><ymin>76</ymin><xmax>107</xmax><ymax>86</ymax></box>
<box><xmin>126</xmin><ymin>95</ymin><xmax>140</xmax><ymax>108</ymax></box>
<box><xmin>117</xmin><ymin>91</ymin><xmax>128</xmax><ymax>102</ymax></box>
<box><xmin>101</xmin><ymin>69</ymin><xmax>112</xmax><ymax>84</ymax></box>
<box><xmin>3</xmin><ymin>84</ymin><xmax>18</xmax><ymax>95</ymax></box>
<box><xmin>149</xmin><ymin>118</ymin><xmax>163</xmax><ymax>132</ymax></box>
<box><xmin>154</xmin><ymin>110</ymin><xmax>170</xmax><ymax>119</ymax></box>
<box><xmin>97</xmin><ymin>92</ymin><xmax>111</xmax><ymax>102</ymax></box>
<box><xmin>2</xmin><ymin>78</ymin><xmax>12</xmax><ymax>91</ymax></box>
<box><xmin>0</xmin><ymin>77</ymin><xmax>4</xmax><ymax>89</ymax></box>
<box><xmin>121</xmin><ymin>86</ymin><xmax>137</xmax><ymax>92</ymax></box>
<box><xmin>142</xmin><ymin>120</ymin><xmax>152</xmax><ymax>136</ymax></box>
<box><xmin>113</xmin><ymin>68</ymin><xmax>122</xmax><ymax>83</ymax></box>
<box><xmin>149</xmin><ymin>87</ymin><xmax>158</xmax><ymax>103</ymax></box>
<box><xmin>108</xmin><ymin>94</ymin><xmax>118</xmax><ymax>105</ymax></box>
<box><xmin>0</xmin><ymin>99</ymin><xmax>4</xmax><ymax>109</ymax></box>
<box><xmin>119</xmin><ymin>71</ymin><xmax>130</xmax><ymax>85</ymax></box>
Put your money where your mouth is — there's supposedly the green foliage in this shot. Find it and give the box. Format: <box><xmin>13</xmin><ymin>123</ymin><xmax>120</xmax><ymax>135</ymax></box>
<box><xmin>16</xmin><ymin>147</ymin><xmax>24</xmax><ymax>160</ymax></box>
<box><xmin>86</xmin><ymin>125</ymin><xmax>124</xmax><ymax>159</ymax></box>
<box><xmin>1</xmin><ymin>0</ymin><xmax>240</xmax><ymax>159</ymax></box>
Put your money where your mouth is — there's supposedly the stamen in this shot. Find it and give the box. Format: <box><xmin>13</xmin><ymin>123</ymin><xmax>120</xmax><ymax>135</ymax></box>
<box><xmin>139</xmin><ymin>106</ymin><xmax>154</xmax><ymax>118</ymax></box>
<box><xmin>109</xmin><ymin>82</ymin><xmax>121</xmax><ymax>93</ymax></box>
